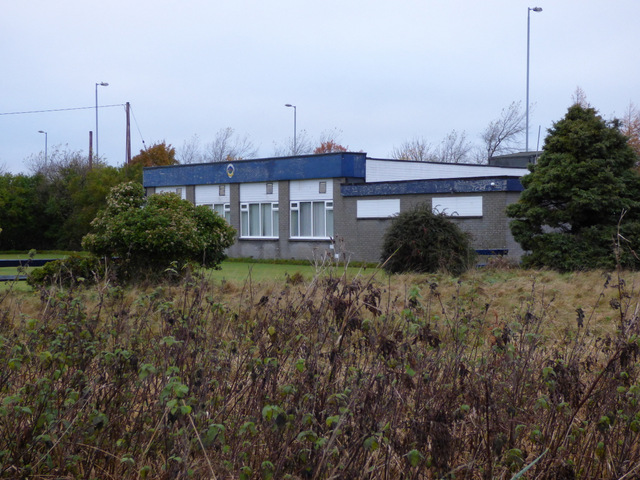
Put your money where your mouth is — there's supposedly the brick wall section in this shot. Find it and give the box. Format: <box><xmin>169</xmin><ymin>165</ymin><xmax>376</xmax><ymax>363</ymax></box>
<box><xmin>227</xmin><ymin>180</ymin><xmax>335</xmax><ymax>261</ymax></box>
<box><xmin>171</xmin><ymin>180</ymin><xmax>524</xmax><ymax>264</ymax></box>
<box><xmin>337</xmin><ymin>191</ymin><xmax>524</xmax><ymax>263</ymax></box>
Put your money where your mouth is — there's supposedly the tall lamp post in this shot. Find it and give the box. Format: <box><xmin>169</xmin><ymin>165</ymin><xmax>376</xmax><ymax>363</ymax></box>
<box><xmin>38</xmin><ymin>130</ymin><xmax>48</xmax><ymax>163</ymax></box>
<box><xmin>285</xmin><ymin>104</ymin><xmax>297</xmax><ymax>154</ymax></box>
<box><xmin>95</xmin><ymin>82</ymin><xmax>109</xmax><ymax>159</ymax></box>
<box><xmin>526</xmin><ymin>7</ymin><xmax>542</xmax><ymax>152</ymax></box>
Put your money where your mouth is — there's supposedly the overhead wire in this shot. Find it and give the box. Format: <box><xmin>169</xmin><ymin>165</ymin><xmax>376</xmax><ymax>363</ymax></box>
<box><xmin>127</xmin><ymin>104</ymin><xmax>147</xmax><ymax>149</ymax></box>
<box><xmin>0</xmin><ymin>104</ymin><xmax>125</xmax><ymax>116</ymax></box>
<box><xmin>2</xmin><ymin>102</ymin><xmax>148</xmax><ymax>154</ymax></box>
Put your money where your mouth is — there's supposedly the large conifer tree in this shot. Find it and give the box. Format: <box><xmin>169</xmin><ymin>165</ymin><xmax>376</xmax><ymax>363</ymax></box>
<box><xmin>507</xmin><ymin>104</ymin><xmax>640</xmax><ymax>270</ymax></box>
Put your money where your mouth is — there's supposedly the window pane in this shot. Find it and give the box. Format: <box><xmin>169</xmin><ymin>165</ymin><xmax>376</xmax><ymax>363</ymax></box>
<box><xmin>300</xmin><ymin>202</ymin><xmax>312</xmax><ymax>237</ymax></box>
<box><xmin>241</xmin><ymin>211</ymin><xmax>249</xmax><ymax>236</ymax></box>
<box><xmin>273</xmin><ymin>209</ymin><xmax>279</xmax><ymax>237</ymax></box>
<box><xmin>213</xmin><ymin>204</ymin><xmax>224</xmax><ymax>217</ymax></box>
<box><xmin>249</xmin><ymin>204</ymin><xmax>260</xmax><ymax>236</ymax></box>
<box><xmin>326</xmin><ymin>208</ymin><xmax>334</xmax><ymax>238</ymax></box>
<box><xmin>261</xmin><ymin>203</ymin><xmax>272</xmax><ymax>236</ymax></box>
<box><xmin>291</xmin><ymin>210</ymin><xmax>299</xmax><ymax>237</ymax></box>
<box><xmin>313</xmin><ymin>201</ymin><xmax>325</xmax><ymax>237</ymax></box>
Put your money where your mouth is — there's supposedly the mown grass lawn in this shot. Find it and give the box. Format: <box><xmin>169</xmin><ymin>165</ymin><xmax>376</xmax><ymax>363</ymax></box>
<box><xmin>0</xmin><ymin>252</ymin><xmax>377</xmax><ymax>291</ymax></box>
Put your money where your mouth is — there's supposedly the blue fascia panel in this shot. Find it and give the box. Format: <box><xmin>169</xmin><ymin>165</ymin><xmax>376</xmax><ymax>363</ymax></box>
<box><xmin>341</xmin><ymin>176</ymin><xmax>524</xmax><ymax>197</ymax></box>
<box><xmin>143</xmin><ymin>152</ymin><xmax>367</xmax><ymax>187</ymax></box>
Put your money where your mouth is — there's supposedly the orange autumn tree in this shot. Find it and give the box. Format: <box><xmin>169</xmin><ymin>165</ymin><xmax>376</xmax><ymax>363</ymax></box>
<box><xmin>314</xmin><ymin>140</ymin><xmax>348</xmax><ymax>154</ymax></box>
<box><xmin>130</xmin><ymin>141</ymin><xmax>178</xmax><ymax>167</ymax></box>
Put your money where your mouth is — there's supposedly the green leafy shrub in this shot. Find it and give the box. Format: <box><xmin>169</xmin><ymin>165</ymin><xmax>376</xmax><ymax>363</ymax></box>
<box><xmin>380</xmin><ymin>203</ymin><xmax>476</xmax><ymax>275</ymax></box>
<box><xmin>27</xmin><ymin>254</ymin><xmax>104</xmax><ymax>288</ymax></box>
<box><xmin>81</xmin><ymin>182</ymin><xmax>236</xmax><ymax>281</ymax></box>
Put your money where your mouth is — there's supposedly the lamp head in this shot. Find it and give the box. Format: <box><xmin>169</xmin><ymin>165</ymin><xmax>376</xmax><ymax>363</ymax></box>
<box><xmin>285</xmin><ymin>103</ymin><xmax>295</xmax><ymax>108</ymax></box>
<box><xmin>97</xmin><ymin>82</ymin><xmax>109</xmax><ymax>86</ymax></box>
<box><xmin>38</xmin><ymin>130</ymin><xmax>46</xmax><ymax>134</ymax></box>
<box><xmin>531</xmin><ymin>6</ymin><xmax>542</xmax><ymax>12</ymax></box>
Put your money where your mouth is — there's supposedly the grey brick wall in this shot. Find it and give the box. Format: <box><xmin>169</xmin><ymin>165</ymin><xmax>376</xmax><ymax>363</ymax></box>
<box><xmin>336</xmin><ymin>191</ymin><xmax>524</xmax><ymax>263</ymax></box>
<box><xmin>227</xmin><ymin>180</ymin><xmax>336</xmax><ymax>262</ymax></box>
<box><xmin>189</xmin><ymin>180</ymin><xmax>525</xmax><ymax>264</ymax></box>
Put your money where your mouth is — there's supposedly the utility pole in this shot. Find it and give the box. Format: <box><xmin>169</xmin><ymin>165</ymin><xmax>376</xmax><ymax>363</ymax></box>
<box><xmin>125</xmin><ymin>102</ymin><xmax>132</xmax><ymax>164</ymax></box>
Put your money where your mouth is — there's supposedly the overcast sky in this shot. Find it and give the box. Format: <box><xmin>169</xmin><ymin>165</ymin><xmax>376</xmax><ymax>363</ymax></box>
<box><xmin>1</xmin><ymin>0</ymin><xmax>638</xmax><ymax>173</ymax></box>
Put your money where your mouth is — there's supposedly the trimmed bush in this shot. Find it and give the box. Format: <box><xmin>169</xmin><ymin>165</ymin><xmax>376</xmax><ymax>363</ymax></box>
<box><xmin>81</xmin><ymin>182</ymin><xmax>236</xmax><ymax>282</ymax></box>
<box><xmin>381</xmin><ymin>203</ymin><xmax>476</xmax><ymax>275</ymax></box>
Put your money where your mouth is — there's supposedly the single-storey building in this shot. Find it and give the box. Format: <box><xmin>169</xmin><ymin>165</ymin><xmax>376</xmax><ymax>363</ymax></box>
<box><xmin>143</xmin><ymin>152</ymin><xmax>529</xmax><ymax>264</ymax></box>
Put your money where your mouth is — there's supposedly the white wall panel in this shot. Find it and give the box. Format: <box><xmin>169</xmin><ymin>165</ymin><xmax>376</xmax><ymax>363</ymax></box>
<box><xmin>290</xmin><ymin>179</ymin><xmax>333</xmax><ymax>201</ymax></box>
<box><xmin>432</xmin><ymin>196</ymin><xmax>483</xmax><ymax>217</ymax></box>
<box><xmin>357</xmin><ymin>199</ymin><xmax>400</xmax><ymax>218</ymax></box>
<box><xmin>195</xmin><ymin>185</ymin><xmax>230</xmax><ymax>204</ymax></box>
<box><xmin>240</xmin><ymin>182</ymin><xmax>279</xmax><ymax>202</ymax></box>
<box><xmin>365</xmin><ymin>159</ymin><xmax>527</xmax><ymax>182</ymax></box>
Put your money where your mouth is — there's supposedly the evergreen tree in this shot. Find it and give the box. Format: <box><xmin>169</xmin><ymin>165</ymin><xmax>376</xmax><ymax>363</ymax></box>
<box><xmin>507</xmin><ymin>104</ymin><xmax>640</xmax><ymax>271</ymax></box>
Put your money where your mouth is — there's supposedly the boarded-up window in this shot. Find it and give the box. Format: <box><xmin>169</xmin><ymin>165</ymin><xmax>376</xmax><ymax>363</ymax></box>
<box><xmin>432</xmin><ymin>196</ymin><xmax>483</xmax><ymax>217</ymax></box>
<box><xmin>357</xmin><ymin>199</ymin><xmax>400</xmax><ymax>218</ymax></box>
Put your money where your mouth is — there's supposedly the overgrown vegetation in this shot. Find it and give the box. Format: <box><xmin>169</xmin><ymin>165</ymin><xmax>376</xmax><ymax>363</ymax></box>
<box><xmin>381</xmin><ymin>203</ymin><xmax>476</xmax><ymax>275</ymax></box>
<box><xmin>26</xmin><ymin>254</ymin><xmax>104</xmax><ymax>289</ymax></box>
<box><xmin>2</xmin><ymin>264</ymin><xmax>640</xmax><ymax>478</ymax></box>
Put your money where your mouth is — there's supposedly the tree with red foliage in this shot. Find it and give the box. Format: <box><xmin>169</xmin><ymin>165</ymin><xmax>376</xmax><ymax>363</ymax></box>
<box><xmin>314</xmin><ymin>140</ymin><xmax>348</xmax><ymax>154</ymax></box>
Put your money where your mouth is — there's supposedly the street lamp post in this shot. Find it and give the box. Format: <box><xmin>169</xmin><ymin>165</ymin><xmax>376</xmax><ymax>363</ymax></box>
<box><xmin>38</xmin><ymin>130</ymin><xmax>48</xmax><ymax>163</ymax></box>
<box><xmin>95</xmin><ymin>82</ymin><xmax>109</xmax><ymax>159</ymax></box>
<box><xmin>285</xmin><ymin>104</ymin><xmax>297</xmax><ymax>154</ymax></box>
<box><xmin>526</xmin><ymin>7</ymin><xmax>542</xmax><ymax>152</ymax></box>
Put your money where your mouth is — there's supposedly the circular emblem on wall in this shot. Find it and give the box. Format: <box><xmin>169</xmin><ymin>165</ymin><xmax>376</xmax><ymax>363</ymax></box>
<box><xmin>226</xmin><ymin>164</ymin><xmax>235</xmax><ymax>178</ymax></box>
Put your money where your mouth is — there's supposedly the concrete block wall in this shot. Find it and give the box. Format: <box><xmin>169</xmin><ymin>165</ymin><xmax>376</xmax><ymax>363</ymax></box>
<box><xmin>150</xmin><ymin>179</ymin><xmax>525</xmax><ymax>264</ymax></box>
<box><xmin>226</xmin><ymin>180</ymin><xmax>336</xmax><ymax>262</ymax></box>
<box><xmin>336</xmin><ymin>192</ymin><xmax>524</xmax><ymax>263</ymax></box>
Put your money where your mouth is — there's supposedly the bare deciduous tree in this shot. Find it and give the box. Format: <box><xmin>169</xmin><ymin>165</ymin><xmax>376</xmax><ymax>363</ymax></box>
<box><xmin>391</xmin><ymin>131</ymin><xmax>473</xmax><ymax>163</ymax></box>
<box><xmin>389</xmin><ymin>137</ymin><xmax>436</xmax><ymax>162</ymax></box>
<box><xmin>177</xmin><ymin>129</ymin><xmax>258</xmax><ymax>164</ymax></box>
<box><xmin>621</xmin><ymin>102</ymin><xmax>640</xmax><ymax>160</ymax></box>
<box><xmin>205</xmin><ymin>127</ymin><xmax>258</xmax><ymax>162</ymax></box>
<box><xmin>572</xmin><ymin>86</ymin><xmax>590</xmax><ymax>108</ymax></box>
<box><xmin>435</xmin><ymin>129</ymin><xmax>472</xmax><ymax>163</ymax></box>
<box><xmin>25</xmin><ymin>146</ymin><xmax>95</xmax><ymax>181</ymax></box>
<box><xmin>177</xmin><ymin>134</ymin><xmax>204</xmax><ymax>164</ymax></box>
<box><xmin>480</xmin><ymin>101</ymin><xmax>526</xmax><ymax>160</ymax></box>
<box><xmin>272</xmin><ymin>129</ymin><xmax>313</xmax><ymax>157</ymax></box>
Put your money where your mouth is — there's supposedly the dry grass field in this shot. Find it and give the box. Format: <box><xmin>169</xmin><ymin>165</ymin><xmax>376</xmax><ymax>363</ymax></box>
<box><xmin>1</xmin><ymin>263</ymin><xmax>639</xmax><ymax>479</ymax></box>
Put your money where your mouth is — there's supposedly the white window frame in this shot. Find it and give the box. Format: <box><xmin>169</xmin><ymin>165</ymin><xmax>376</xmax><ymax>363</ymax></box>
<box><xmin>200</xmin><ymin>203</ymin><xmax>231</xmax><ymax>223</ymax></box>
<box><xmin>240</xmin><ymin>202</ymin><xmax>279</xmax><ymax>238</ymax></box>
<box><xmin>290</xmin><ymin>200</ymin><xmax>334</xmax><ymax>239</ymax></box>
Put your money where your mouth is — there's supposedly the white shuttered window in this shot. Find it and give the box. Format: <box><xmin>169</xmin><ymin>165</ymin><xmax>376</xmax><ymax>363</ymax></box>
<box><xmin>432</xmin><ymin>196</ymin><xmax>483</xmax><ymax>217</ymax></box>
